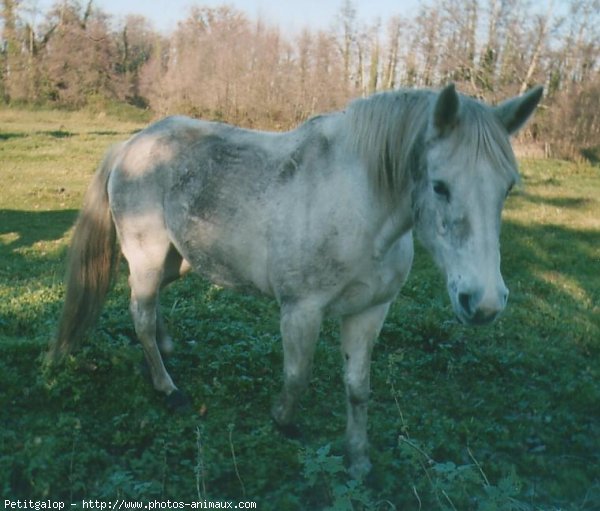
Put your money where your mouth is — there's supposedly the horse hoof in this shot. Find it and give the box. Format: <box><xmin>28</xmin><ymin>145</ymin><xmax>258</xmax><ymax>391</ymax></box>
<box><xmin>348</xmin><ymin>457</ymin><xmax>373</xmax><ymax>480</ymax></box>
<box><xmin>159</xmin><ymin>336</ymin><xmax>175</xmax><ymax>356</ymax></box>
<box><xmin>273</xmin><ymin>420</ymin><xmax>303</xmax><ymax>440</ymax></box>
<box><xmin>166</xmin><ymin>389</ymin><xmax>191</xmax><ymax>412</ymax></box>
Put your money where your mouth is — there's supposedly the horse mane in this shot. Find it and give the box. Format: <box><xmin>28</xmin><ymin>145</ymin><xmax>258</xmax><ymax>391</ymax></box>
<box><xmin>453</xmin><ymin>99</ymin><xmax>519</xmax><ymax>182</ymax></box>
<box><xmin>342</xmin><ymin>88</ymin><xmax>519</xmax><ymax>198</ymax></box>
<box><xmin>342</xmin><ymin>89</ymin><xmax>432</xmax><ymax>198</ymax></box>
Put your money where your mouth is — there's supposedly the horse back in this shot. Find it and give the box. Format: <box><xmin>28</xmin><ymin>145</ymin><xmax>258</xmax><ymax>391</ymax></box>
<box><xmin>108</xmin><ymin>114</ymin><xmax>400</xmax><ymax>311</ymax></box>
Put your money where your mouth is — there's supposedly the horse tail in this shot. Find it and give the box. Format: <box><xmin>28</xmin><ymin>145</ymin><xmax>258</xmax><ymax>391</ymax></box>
<box><xmin>47</xmin><ymin>144</ymin><xmax>123</xmax><ymax>363</ymax></box>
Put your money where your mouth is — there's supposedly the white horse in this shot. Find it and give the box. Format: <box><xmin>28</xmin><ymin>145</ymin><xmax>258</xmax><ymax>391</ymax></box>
<box><xmin>49</xmin><ymin>84</ymin><xmax>542</xmax><ymax>478</ymax></box>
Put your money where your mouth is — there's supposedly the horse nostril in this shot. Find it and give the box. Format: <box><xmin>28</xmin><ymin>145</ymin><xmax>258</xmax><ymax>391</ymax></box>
<box><xmin>456</xmin><ymin>288</ymin><xmax>505</xmax><ymax>325</ymax></box>
<box><xmin>458</xmin><ymin>292</ymin><xmax>473</xmax><ymax>317</ymax></box>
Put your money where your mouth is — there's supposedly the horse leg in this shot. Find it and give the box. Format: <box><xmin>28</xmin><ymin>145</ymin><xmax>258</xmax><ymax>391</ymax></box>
<box><xmin>272</xmin><ymin>303</ymin><xmax>322</xmax><ymax>429</ymax></box>
<box><xmin>122</xmin><ymin>233</ymin><xmax>178</xmax><ymax>398</ymax></box>
<box><xmin>340</xmin><ymin>302</ymin><xmax>390</xmax><ymax>479</ymax></box>
<box><xmin>156</xmin><ymin>315</ymin><xmax>174</xmax><ymax>355</ymax></box>
<box><xmin>156</xmin><ymin>245</ymin><xmax>192</xmax><ymax>355</ymax></box>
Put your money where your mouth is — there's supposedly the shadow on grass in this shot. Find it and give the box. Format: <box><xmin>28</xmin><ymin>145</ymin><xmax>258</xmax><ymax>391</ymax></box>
<box><xmin>41</xmin><ymin>130</ymin><xmax>73</xmax><ymax>138</ymax></box>
<box><xmin>580</xmin><ymin>147</ymin><xmax>600</xmax><ymax>165</ymax></box>
<box><xmin>0</xmin><ymin>132</ymin><xmax>28</xmax><ymax>140</ymax></box>
<box><xmin>0</xmin><ymin>209</ymin><xmax>78</xmax><ymax>251</ymax></box>
<box><xmin>501</xmin><ymin>221</ymin><xmax>599</xmax><ymax>321</ymax></box>
<box><xmin>1</xmin><ymin>130</ymin><xmax>75</xmax><ymax>140</ymax></box>
<box><xmin>515</xmin><ymin>191</ymin><xmax>595</xmax><ymax>209</ymax></box>
<box><xmin>0</xmin><ymin>129</ymin><xmax>139</xmax><ymax>141</ymax></box>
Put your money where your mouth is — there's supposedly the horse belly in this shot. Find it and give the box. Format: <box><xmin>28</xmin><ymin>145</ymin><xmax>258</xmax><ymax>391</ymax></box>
<box><xmin>167</xmin><ymin>210</ymin><xmax>271</xmax><ymax>294</ymax></box>
<box><xmin>162</xmin><ymin>133</ymin><xmax>276</xmax><ymax>293</ymax></box>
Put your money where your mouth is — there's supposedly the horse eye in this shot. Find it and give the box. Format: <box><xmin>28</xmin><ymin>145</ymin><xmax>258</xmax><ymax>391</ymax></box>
<box><xmin>433</xmin><ymin>181</ymin><xmax>450</xmax><ymax>201</ymax></box>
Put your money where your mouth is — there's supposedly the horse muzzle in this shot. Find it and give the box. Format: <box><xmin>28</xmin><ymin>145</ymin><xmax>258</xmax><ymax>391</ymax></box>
<box><xmin>451</xmin><ymin>284</ymin><xmax>509</xmax><ymax>326</ymax></box>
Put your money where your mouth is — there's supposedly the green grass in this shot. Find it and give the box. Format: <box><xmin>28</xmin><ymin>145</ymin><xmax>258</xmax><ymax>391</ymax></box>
<box><xmin>1</xmin><ymin>108</ymin><xmax>599</xmax><ymax>509</ymax></box>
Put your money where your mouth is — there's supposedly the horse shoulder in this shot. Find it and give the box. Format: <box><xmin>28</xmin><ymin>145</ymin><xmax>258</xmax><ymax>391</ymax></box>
<box><xmin>326</xmin><ymin>230</ymin><xmax>414</xmax><ymax>316</ymax></box>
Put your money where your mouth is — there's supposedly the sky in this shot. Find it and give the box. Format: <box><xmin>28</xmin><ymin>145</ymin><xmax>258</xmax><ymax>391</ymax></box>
<box><xmin>30</xmin><ymin>0</ymin><xmax>421</xmax><ymax>34</ymax></box>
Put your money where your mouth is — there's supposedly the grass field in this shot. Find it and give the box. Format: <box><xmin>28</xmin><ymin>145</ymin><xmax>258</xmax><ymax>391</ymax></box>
<box><xmin>1</xmin><ymin>107</ymin><xmax>599</xmax><ymax>510</ymax></box>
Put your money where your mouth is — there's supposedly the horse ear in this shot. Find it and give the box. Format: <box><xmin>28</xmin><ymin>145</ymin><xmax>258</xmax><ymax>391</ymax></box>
<box><xmin>494</xmin><ymin>86</ymin><xmax>543</xmax><ymax>135</ymax></box>
<box><xmin>433</xmin><ymin>83</ymin><xmax>460</xmax><ymax>136</ymax></box>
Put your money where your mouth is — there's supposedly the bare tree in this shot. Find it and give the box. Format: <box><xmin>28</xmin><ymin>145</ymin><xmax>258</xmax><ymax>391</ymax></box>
<box><xmin>367</xmin><ymin>26</ymin><xmax>380</xmax><ymax>94</ymax></box>
<box><xmin>477</xmin><ymin>0</ymin><xmax>502</xmax><ymax>93</ymax></box>
<box><xmin>114</xmin><ymin>15</ymin><xmax>155</xmax><ymax>107</ymax></box>
<box><xmin>31</xmin><ymin>1</ymin><xmax>114</xmax><ymax>106</ymax></box>
<box><xmin>519</xmin><ymin>5</ymin><xmax>553</xmax><ymax>94</ymax></box>
<box><xmin>415</xmin><ymin>4</ymin><xmax>441</xmax><ymax>86</ymax></box>
<box><xmin>336</xmin><ymin>0</ymin><xmax>357</xmax><ymax>90</ymax></box>
<box><xmin>383</xmin><ymin>16</ymin><xmax>402</xmax><ymax>90</ymax></box>
<box><xmin>0</xmin><ymin>0</ymin><xmax>598</xmax><ymax>159</ymax></box>
<box><xmin>1</xmin><ymin>0</ymin><xmax>22</xmax><ymax>102</ymax></box>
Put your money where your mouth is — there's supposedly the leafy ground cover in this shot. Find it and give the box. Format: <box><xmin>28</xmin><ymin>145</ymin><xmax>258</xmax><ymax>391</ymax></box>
<box><xmin>1</xmin><ymin>108</ymin><xmax>598</xmax><ymax>509</ymax></box>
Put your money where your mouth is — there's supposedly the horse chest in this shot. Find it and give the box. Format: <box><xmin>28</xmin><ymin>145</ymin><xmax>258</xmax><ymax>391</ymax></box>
<box><xmin>327</xmin><ymin>232</ymin><xmax>414</xmax><ymax>317</ymax></box>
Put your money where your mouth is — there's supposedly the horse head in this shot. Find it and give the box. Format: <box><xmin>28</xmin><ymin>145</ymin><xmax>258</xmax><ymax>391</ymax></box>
<box><xmin>413</xmin><ymin>84</ymin><xmax>543</xmax><ymax>325</ymax></box>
